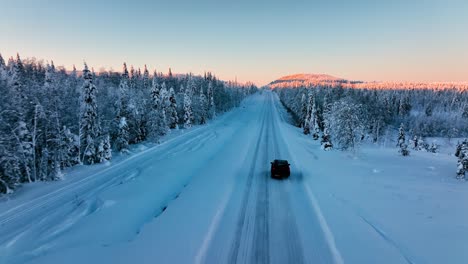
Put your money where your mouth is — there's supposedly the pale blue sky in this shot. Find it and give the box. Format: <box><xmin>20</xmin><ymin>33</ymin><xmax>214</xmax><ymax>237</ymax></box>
<box><xmin>1</xmin><ymin>0</ymin><xmax>467</xmax><ymax>85</ymax></box>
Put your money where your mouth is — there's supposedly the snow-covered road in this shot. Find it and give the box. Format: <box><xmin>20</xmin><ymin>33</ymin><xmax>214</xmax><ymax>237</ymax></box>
<box><xmin>0</xmin><ymin>91</ymin><xmax>466</xmax><ymax>264</ymax></box>
<box><xmin>202</xmin><ymin>92</ymin><xmax>336</xmax><ymax>264</ymax></box>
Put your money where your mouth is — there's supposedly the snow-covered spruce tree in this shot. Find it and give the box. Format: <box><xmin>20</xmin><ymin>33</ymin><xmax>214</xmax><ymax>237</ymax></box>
<box><xmin>321</xmin><ymin>125</ymin><xmax>333</xmax><ymax>151</ymax></box>
<box><xmin>148</xmin><ymin>79</ymin><xmax>165</xmax><ymax>140</ymax></box>
<box><xmin>199</xmin><ymin>90</ymin><xmax>208</xmax><ymax>125</ymax></box>
<box><xmin>325</xmin><ymin>99</ymin><xmax>364</xmax><ymax>150</ymax></box>
<box><xmin>455</xmin><ymin>140</ymin><xmax>468</xmax><ymax>179</ymax></box>
<box><xmin>463</xmin><ymin>106</ymin><xmax>468</xmax><ymax>119</ymax></box>
<box><xmin>300</xmin><ymin>92</ymin><xmax>307</xmax><ymax>128</ymax></box>
<box><xmin>303</xmin><ymin>90</ymin><xmax>313</xmax><ymax>135</ymax></box>
<box><xmin>397</xmin><ymin>123</ymin><xmax>410</xmax><ymax>156</ymax></box>
<box><xmin>427</xmin><ymin>142</ymin><xmax>438</xmax><ymax>153</ymax></box>
<box><xmin>183</xmin><ymin>85</ymin><xmax>194</xmax><ymax>129</ymax></box>
<box><xmin>207</xmin><ymin>81</ymin><xmax>216</xmax><ymax>119</ymax></box>
<box><xmin>186</xmin><ymin>76</ymin><xmax>196</xmax><ymax>97</ymax></box>
<box><xmin>116</xmin><ymin>117</ymin><xmax>129</xmax><ymax>153</ymax></box>
<box><xmin>15</xmin><ymin>120</ymin><xmax>34</xmax><ymax>182</ymax></box>
<box><xmin>96</xmin><ymin>134</ymin><xmax>112</xmax><ymax>163</ymax></box>
<box><xmin>10</xmin><ymin>54</ymin><xmax>34</xmax><ymax>183</ymax></box>
<box><xmin>159</xmin><ymin>82</ymin><xmax>169</xmax><ymax>134</ymax></box>
<box><xmin>129</xmin><ymin>65</ymin><xmax>136</xmax><ymax>90</ymax></box>
<box><xmin>409</xmin><ymin>135</ymin><xmax>427</xmax><ymax>151</ymax></box>
<box><xmin>30</xmin><ymin>103</ymin><xmax>45</xmax><ymax>181</ymax></box>
<box><xmin>418</xmin><ymin>136</ymin><xmax>428</xmax><ymax>151</ymax></box>
<box><xmin>62</xmin><ymin>126</ymin><xmax>80</xmax><ymax>167</ymax></box>
<box><xmin>43</xmin><ymin>63</ymin><xmax>64</xmax><ymax>180</ymax></box>
<box><xmin>0</xmin><ymin>155</ymin><xmax>20</xmax><ymax>193</ymax></box>
<box><xmin>103</xmin><ymin>134</ymin><xmax>112</xmax><ymax>161</ymax></box>
<box><xmin>114</xmin><ymin>63</ymin><xmax>131</xmax><ymax>151</ymax></box>
<box><xmin>96</xmin><ymin>140</ymin><xmax>105</xmax><ymax>163</ymax></box>
<box><xmin>0</xmin><ymin>54</ymin><xmax>7</xmax><ymax>81</ymax></box>
<box><xmin>0</xmin><ymin>53</ymin><xmax>4</xmax><ymax>68</ymax></box>
<box><xmin>399</xmin><ymin>94</ymin><xmax>412</xmax><ymax>116</ymax></box>
<box><xmin>143</xmin><ymin>64</ymin><xmax>150</xmax><ymax>89</ymax></box>
<box><xmin>168</xmin><ymin>87</ymin><xmax>179</xmax><ymax>129</ymax></box>
<box><xmin>309</xmin><ymin>101</ymin><xmax>320</xmax><ymax>140</ymax></box>
<box><xmin>410</xmin><ymin>135</ymin><xmax>419</xmax><ymax>150</ymax></box>
<box><xmin>79</xmin><ymin>63</ymin><xmax>100</xmax><ymax>164</ymax></box>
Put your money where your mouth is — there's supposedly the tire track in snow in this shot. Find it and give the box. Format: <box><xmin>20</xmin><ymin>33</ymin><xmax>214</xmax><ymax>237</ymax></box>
<box><xmin>268</xmin><ymin>93</ymin><xmax>305</xmax><ymax>264</ymax></box>
<box><xmin>251</xmin><ymin>111</ymin><xmax>270</xmax><ymax>264</ymax></box>
<box><xmin>228</xmin><ymin>100</ymin><xmax>268</xmax><ymax>264</ymax></box>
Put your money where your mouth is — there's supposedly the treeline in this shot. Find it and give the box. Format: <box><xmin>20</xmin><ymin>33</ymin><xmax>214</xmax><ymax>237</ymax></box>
<box><xmin>276</xmin><ymin>84</ymin><xmax>467</xmax><ymax>178</ymax></box>
<box><xmin>0</xmin><ymin>53</ymin><xmax>257</xmax><ymax>193</ymax></box>
<box><xmin>276</xmin><ymin>84</ymin><xmax>467</xmax><ymax>147</ymax></box>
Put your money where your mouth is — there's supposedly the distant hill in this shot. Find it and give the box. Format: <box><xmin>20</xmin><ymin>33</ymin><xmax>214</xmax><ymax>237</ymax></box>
<box><xmin>267</xmin><ymin>74</ymin><xmax>467</xmax><ymax>90</ymax></box>
<box><xmin>268</xmin><ymin>73</ymin><xmax>352</xmax><ymax>88</ymax></box>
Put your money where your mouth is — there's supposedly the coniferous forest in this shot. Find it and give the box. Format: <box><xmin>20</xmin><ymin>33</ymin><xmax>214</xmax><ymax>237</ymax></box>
<box><xmin>0</xmin><ymin>53</ymin><xmax>256</xmax><ymax>193</ymax></box>
<box><xmin>276</xmin><ymin>82</ymin><xmax>468</xmax><ymax>178</ymax></box>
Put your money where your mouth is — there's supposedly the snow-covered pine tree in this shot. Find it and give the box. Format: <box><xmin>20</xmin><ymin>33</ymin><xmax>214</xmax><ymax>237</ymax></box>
<box><xmin>397</xmin><ymin>123</ymin><xmax>410</xmax><ymax>156</ymax></box>
<box><xmin>114</xmin><ymin>63</ymin><xmax>131</xmax><ymax>149</ymax></box>
<box><xmin>0</xmin><ymin>53</ymin><xmax>4</xmax><ymax>68</ymax></box>
<box><xmin>183</xmin><ymin>85</ymin><xmax>194</xmax><ymax>129</ymax></box>
<box><xmin>44</xmin><ymin>63</ymin><xmax>64</xmax><ymax>180</ymax></box>
<box><xmin>96</xmin><ymin>140</ymin><xmax>105</xmax><ymax>163</ymax></box>
<box><xmin>418</xmin><ymin>136</ymin><xmax>428</xmax><ymax>151</ymax></box>
<box><xmin>321</xmin><ymin>125</ymin><xmax>333</xmax><ymax>151</ymax></box>
<box><xmin>168</xmin><ymin>87</ymin><xmax>179</xmax><ymax>129</ymax></box>
<box><xmin>207</xmin><ymin>81</ymin><xmax>216</xmax><ymax>119</ymax></box>
<box><xmin>199</xmin><ymin>89</ymin><xmax>208</xmax><ymax>125</ymax></box>
<box><xmin>15</xmin><ymin>120</ymin><xmax>34</xmax><ymax>182</ymax></box>
<box><xmin>325</xmin><ymin>99</ymin><xmax>364</xmax><ymax>150</ymax></box>
<box><xmin>455</xmin><ymin>140</ymin><xmax>468</xmax><ymax>179</ymax></box>
<box><xmin>186</xmin><ymin>76</ymin><xmax>196</xmax><ymax>97</ymax></box>
<box><xmin>159</xmin><ymin>82</ymin><xmax>169</xmax><ymax>134</ymax></box>
<box><xmin>30</xmin><ymin>103</ymin><xmax>45</xmax><ymax>181</ymax></box>
<box><xmin>427</xmin><ymin>142</ymin><xmax>438</xmax><ymax>153</ymax></box>
<box><xmin>310</xmin><ymin>101</ymin><xmax>320</xmax><ymax>140</ymax></box>
<box><xmin>143</xmin><ymin>64</ymin><xmax>150</xmax><ymax>89</ymax></box>
<box><xmin>0</xmin><ymin>53</ymin><xmax>6</xmax><ymax>80</ymax></box>
<box><xmin>0</xmin><ymin>157</ymin><xmax>20</xmax><ymax>194</ymax></box>
<box><xmin>96</xmin><ymin>134</ymin><xmax>112</xmax><ymax>163</ymax></box>
<box><xmin>399</xmin><ymin>95</ymin><xmax>411</xmax><ymax>116</ymax></box>
<box><xmin>116</xmin><ymin>117</ymin><xmax>129</xmax><ymax>153</ymax></box>
<box><xmin>11</xmin><ymin>54</ymin><xmax>34</xmax><ymax>182</ymax></box>
<box><xmin>303</xmin><ymin>90</ymin><xmax>313</xmax><ymax>135</ymax></box>
<box><xmin>103</xmin><ymin>134</ymin><xmax>112</xmax><ymax>161</ymax></box>
<box><xmin>79</xmin><ymin>63</ymin><xmax>100</xmax><ymax>164</ymax></box>
<box><xmin>148</xmin><ymin>78</ymin><xmax>163</xmax><ymax>140</ymax></box>
<box><xmin>129</xmin><ymin>65</ymin><xmax>136</xmax><ymax>90</ymax></box>
<box><xmin>300</xmin><ymin>93</ymin><xmax>307</xmax><ymax>128</ymax></box>
<box><xmin>463</xmin><ymin>106</ymin><xmax>468</xmax><ymax>119</ymax></box>
<box><xmin>205</xmin><ymin>81</ymin><xmax>216</xmax><ymax>118</ymax></box>
<box><xmin>62</xmin><ymin>126</ymin><xmax>80</xmax><ymax>167</ymax></box>
<box><xmin>410</xmin><ymin>135</ymin><xmax>419</xmax><ymax>150</ymax></box>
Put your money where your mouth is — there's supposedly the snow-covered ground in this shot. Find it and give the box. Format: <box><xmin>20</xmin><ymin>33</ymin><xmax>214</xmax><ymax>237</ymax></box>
<box><xmin>0</xmin><ymin>91</ymin><xmax>466</xmax><ymax>264</ymax></box>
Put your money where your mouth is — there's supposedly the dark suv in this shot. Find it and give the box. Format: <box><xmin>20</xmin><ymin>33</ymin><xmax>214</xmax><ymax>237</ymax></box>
<box><xmin>270</xmin><ymin>159</ymin><xmax>290</xmax><ymax>178</ymax></box>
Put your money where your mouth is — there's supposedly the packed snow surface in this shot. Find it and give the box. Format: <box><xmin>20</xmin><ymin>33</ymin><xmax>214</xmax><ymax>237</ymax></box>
<box><xmin>0</xmin><ymin>92</ymin><xmax>466</xmax><ymax>264</ymax></box>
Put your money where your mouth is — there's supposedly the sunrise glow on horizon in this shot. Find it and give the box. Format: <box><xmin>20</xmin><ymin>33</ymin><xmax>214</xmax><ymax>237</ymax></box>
<box><xmin>1</xmin><ymin>0</ymin><xmax>468</xmax><ymax>85</ymax></box>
